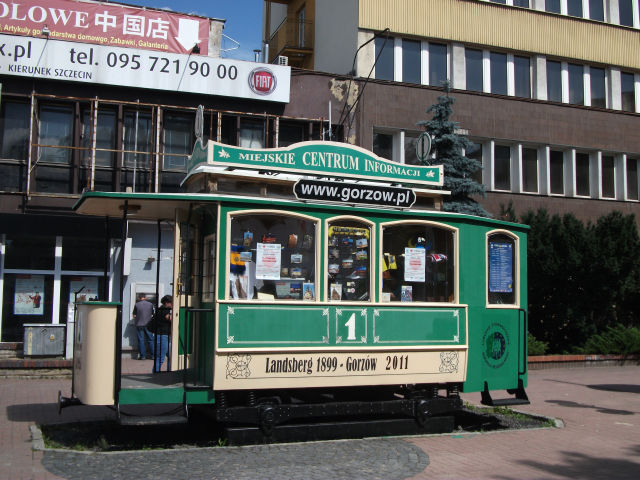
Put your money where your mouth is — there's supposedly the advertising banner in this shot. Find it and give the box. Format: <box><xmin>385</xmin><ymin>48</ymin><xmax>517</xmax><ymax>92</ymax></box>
<box><xmin>0</xmin><ymin>33</ymin><xmax>291</xmax><ymax>102</ymax></box>
<box><xmin>0</xmin><ymin>0</ymin><xmax>210</xmax><ymax>55</ymax></box>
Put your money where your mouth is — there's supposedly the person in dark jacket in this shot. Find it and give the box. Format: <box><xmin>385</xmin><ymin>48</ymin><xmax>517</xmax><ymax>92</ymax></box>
<box><xmin>150</xmin><ymin>295</ymin><xmax>172</xmax><ymax>373</ymax></box>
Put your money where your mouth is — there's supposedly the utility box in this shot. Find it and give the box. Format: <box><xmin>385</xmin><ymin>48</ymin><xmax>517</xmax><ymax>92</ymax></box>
<box><xmin>23</xmin><ymin>324</ymin><xmax>66</xmax><ymax>356</ymax></box>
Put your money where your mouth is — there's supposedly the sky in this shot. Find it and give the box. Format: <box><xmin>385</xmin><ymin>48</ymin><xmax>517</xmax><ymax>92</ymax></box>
<box><xmin>119</xmin><ymin>0</ymin><xmax>265</xmax><ymax>61</ymax></box>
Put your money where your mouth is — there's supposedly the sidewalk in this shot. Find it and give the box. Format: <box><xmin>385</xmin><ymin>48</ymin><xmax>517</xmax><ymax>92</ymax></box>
<box><xmin>1</xmin><ymin>365</ymin><xmax>638</xmax><ymax>479</ymax></box>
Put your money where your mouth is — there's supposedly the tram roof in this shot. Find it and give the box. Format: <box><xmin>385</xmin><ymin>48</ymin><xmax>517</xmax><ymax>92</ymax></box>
<box><xmin>73</xmin><ymin>191</ymin><xmax>529</xmax><ymax>231</ymax></box>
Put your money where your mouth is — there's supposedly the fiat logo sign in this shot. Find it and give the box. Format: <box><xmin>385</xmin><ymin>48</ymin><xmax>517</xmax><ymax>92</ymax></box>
<box><xmin>249</xmin><ymin>68</ymin><xmax>277</xmax><ymax>95</ymax></box>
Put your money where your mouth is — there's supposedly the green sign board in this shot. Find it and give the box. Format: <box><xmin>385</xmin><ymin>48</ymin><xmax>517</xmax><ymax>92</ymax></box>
<box><xmin>188</xmin><ymin>140</ymin><xmax>443</xmax><ymax>187</ymax></box>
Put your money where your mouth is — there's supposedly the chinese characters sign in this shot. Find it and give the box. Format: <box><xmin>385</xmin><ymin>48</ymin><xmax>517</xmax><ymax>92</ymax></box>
<box><xmin>0</xmin><ymin>0</ymin><xmax>210</xmax><ymax>55</ymax></box>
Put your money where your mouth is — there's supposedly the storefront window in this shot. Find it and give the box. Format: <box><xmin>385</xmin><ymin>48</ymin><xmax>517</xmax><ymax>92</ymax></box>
<box><xmin>4</xmin><ymin>234</ymin><xmax>55</xmax><ymax>269</ymax></box>
<box><xmin>381</xmin><ymin>223</ymin><xmax>455</xmax><ymax>303</ymax></box>
<box><xmin>487</xmin><ymin>233</ymin><xmax>517</xmax><ymax>305</ymax></box>
<box><xmin>228</xmin><ymin>213</ymin><xmax>317</xmax><ymax>301</ymax></box>
<box><xmin>1</xmin><ymin>273</ymin><xmax>54</xmax><ymax>342</ymax></box>
<box><xmin>373</xmin><ymin>132</ymin><xmax>393</xmax><ymax>161</ymax></box>
<box><xmin>327</xmin><ymin>220</ymin><xmax>371</xmax><ymax>302</ymax></box>
<box><xmin>61</xmin><ymin>237</ymin><xmax>106</xmax><ymax>271</ymax></box>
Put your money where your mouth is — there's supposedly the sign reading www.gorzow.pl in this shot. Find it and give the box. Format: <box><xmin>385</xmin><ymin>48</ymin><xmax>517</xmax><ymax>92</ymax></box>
<box><xmin>294</xmin><ymin>179</ymin><xmax>416</xmax><ymax>208</ymax></box>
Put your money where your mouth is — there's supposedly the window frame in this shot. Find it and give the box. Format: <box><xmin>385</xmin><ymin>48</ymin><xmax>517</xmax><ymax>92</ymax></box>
<box><xmin>486</xmin><ymin>229</ymin><xmax>520</xmax><ymax>308</ymax></box>
<box><xmin>202</xmin><ymin>233</ymin><xmax>217</xmax><ymax>303</ymax></box>
<box><xmin>224</xmin><ymin>209</ymin><xmax>320</xmax><ymax>303</ymax></box>
<box><xmin>325</xmin><ymin>216</ymin><xmax>375</xmax><ymax>304</ymax></box>
<box><xmin>378</xmin><ymin>220</ymin><xmax>459</xmax><ymax>305</ymax></box>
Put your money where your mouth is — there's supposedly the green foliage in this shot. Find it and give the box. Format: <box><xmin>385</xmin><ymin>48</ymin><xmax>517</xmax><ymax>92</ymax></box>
<box><xmin>518</xmin><ymin>208</ymin><xmax>640</xmax><ymax>353</ymax></box>
<box><xmin>418</xmin><ymin>82</ymin><xmax>489</xmax><ymax>217</ymax></box>
<box><xmin>581</xmin><ymin>324</ymin><xmax>640</xmax><ymax>355</ymax></box>
<box><xmin>527</xmin><ymin>333</ymin><xmax>548</xmax><ymax>356</ymax></box>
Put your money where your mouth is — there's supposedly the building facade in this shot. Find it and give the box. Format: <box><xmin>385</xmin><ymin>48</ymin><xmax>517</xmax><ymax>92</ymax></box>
<box><xmin>265</xmin><ymin>0</ymin><xmax>640</xmax><ymax>223</ymax></box>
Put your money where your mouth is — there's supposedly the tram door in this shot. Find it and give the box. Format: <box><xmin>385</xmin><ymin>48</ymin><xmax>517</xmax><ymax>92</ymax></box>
<box><xmin>175</xmin><ymin>210</ymin><xmax>216</xmax><ymax>388</ymax></box>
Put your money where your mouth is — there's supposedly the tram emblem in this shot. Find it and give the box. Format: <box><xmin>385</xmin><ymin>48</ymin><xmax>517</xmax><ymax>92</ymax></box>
<box><xmin>482</xmin><ymin>323</ymin><xmax>509</xmax><ymax>369</ymax></box>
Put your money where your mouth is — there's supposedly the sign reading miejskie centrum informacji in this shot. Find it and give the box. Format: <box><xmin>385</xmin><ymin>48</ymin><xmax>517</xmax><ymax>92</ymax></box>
<box><xmin>188</xmin><ymin>140</ymin><xmax>443</xmax><ymax>187</ymax></box>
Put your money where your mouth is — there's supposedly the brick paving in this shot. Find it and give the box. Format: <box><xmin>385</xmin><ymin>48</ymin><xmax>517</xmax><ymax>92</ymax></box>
<box><xmin>1</xmin><ymin>365</ymin><xmax>638</xmax><ymax>480</ymax></box>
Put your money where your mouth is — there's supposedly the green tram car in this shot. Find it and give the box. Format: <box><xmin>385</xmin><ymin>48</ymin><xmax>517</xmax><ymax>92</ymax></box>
<box><xmin>63</xmin><ymin>140</ymin><xmax>529</xmax><ymax>439</ymax></box>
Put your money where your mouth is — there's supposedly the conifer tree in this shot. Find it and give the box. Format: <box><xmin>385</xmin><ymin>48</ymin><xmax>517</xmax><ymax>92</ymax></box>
<box><xmin>418</xmin><ymin>83</ymin><xmax>489</xmax><ymax>217</ymax></box>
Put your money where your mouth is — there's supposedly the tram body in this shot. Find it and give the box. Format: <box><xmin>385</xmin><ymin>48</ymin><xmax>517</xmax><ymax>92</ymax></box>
<box><xmin>67</xmin><ymin>140</ymin><xmax>528</xmax><ymax>434</ymax></box>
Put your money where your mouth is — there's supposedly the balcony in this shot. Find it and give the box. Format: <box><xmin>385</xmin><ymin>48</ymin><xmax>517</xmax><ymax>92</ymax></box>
<box><xmin>268</xmin><ymin>16</ymin><xmax>314</xmax><ymax>68</ymax></box>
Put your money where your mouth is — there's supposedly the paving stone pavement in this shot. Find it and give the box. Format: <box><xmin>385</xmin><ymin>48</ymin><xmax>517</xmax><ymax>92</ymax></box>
<box><xmin>1</xmin><ymin>365</ymin><xmax>639</xmax><ymax>480</ymax></box>
<box><xmin>41</xmin><ymin>439</ymin><xmax>429</xmax><ymax>480</ymax></box>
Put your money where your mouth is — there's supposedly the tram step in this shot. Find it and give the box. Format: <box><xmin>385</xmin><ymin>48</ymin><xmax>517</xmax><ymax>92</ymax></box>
<box><xmin>484</xmin><ymin>398</ymin><xmax>531</xmax><ymax>407</ymax></box>
<box><xmin>225</xmin><ymin>416</ymin><xmax>455</xmax><ymax>445</ymax></box>
<box><xmin>118</xmin><ymin>415</ymin><xmax>188</xmax><ymax>426</ymax></box>
<box><xmin>480</xmin><ymin>380</ymin><xmax>530</xmax><ymax>407</ymax></box>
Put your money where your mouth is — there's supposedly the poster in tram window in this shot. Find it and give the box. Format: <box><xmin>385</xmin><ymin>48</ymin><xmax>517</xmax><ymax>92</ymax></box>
<box><xmin>256</xmin><ymin>243</ymin><xmax>282</xmax><ymax>280</ymax></box>
<box><xmin>404</xmin><ymin>248</ymin><xmax>426</xmax><ymax>282</ymax></box>
<box><xmin>489</xmin><ymin>242</ymin><xmax>513</xmax><ymax>293</ymax></box>
<box><xmin>14</xmin><ymin>275</ymin><xmax>44</xmax><ymax>315</ymax></box>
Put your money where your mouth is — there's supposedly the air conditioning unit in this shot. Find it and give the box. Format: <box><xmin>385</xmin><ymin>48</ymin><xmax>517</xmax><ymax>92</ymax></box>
<box><xmin>276</xmin><ymin>55</ymin><xmax>288</xmax><ymax>66</ymax></box>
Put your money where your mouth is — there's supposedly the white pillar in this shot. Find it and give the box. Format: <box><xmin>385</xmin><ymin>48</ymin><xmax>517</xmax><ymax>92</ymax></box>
<box><xmin>534</xmin><ymin>55</ymin><xmax>548</xmax><ymax>100</ymax></box>
<box><xmin>52</xmin><ymin>236</ymin><xmax>62</xmax><ymax>325</ymax></box>
<box><xmin>394</xmin><ymin>37</ymin><xmax>402</xmax><ymax>82</ymax></box>
<box><xmin>421</xmin><ymin>41</ymin><xmax>429</xmax><ymax>85</ymax></box>
<box><xmin>584</xmin><ymin>65</ymin><xmax>592</xmax><ymax>106</ymax></box>
<box><xmin>610</xmin><ymin>68</ymin><xmax>622</xmax><ymax>110</ymax></box>
<box><xmin>540</xmin><ymin>146</ymin><xmax>550</xmax><ymax>195</ymax></box>
<box><xmin>561</xmin><ymin>61</ymin><xmax>570</xmax><ymax>103</ymax></box>
<box><xmin>507</xmin><ymin>54</ymin><xmax>516</xmax><ymax>96</ymax></box>
<box><xmin>483</xmin><ymin>50</ymin><xmax>491</xmax><ymax>94</ymax></box>
<box><xmin>451</xmin><ymin>43</ymin><xmax>466</xmax><ymax>90</ymax></box>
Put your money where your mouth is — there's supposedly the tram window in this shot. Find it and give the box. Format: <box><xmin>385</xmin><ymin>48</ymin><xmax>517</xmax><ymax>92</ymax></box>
<box><xmin>381</xmin><ymin>224</ymin><xmax>455</xmax><ymax>303</ymax></box>
<box><xmin>327</xmin><ymin>220</ymin><xmax>372</xmax><ymax>302</ymax></box>
<box><xmin>487</xmin><ymin>233</ymin><xmax>517</xmax><ymax>305</ymax></box>
<box><xmin>228</xmin><ymin>213</ymin><xmax>317</xmax><ymax>301</ymax></box>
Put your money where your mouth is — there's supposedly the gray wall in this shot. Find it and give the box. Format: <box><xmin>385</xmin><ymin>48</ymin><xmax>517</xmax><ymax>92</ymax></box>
<box><xmin>314</xmin><ymin>0</ymin><xmax>359</xmax><ymax>75</ymax></box>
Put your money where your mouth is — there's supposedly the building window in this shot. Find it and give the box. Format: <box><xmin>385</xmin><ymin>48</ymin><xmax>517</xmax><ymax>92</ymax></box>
<box><xmin>545</xmin><ymin>0</ymin><xmax>561</xmax><ymax>13</ymax></box>
<box><xmin>375</xmin><ymin>37</ymin><xmax>394</xmax><ymax>81</ymax></box>
<box><xmin>568</xmin><ymin>64</ymin><xmax>584</xmax><ymax>105</ymax></box>
<box><xmin>404</xmin><ymin>133</ymin><xmax>420</xmax><ymax>165</ymax></box>
<box><xmin>373</xmin><ymin>132</ymin><xmax>393</xmax><ymax>160</ymax></box>
<box><xmin>82</xmin><ymin>108</ymin><xmax>117</xmax><ymax>168</ymax></box>
<box><xmin>429</xmin><ymin>43</ymin><xmax>447</xmax><ymax>87</ymax></box>
<box><xmin>494</xmin><ymin>145</ymin><xmax>511</xmax><ymax>191</ymax></box>
<box><xmin>122</xmin><ymin>110</ymin><xmax>153</xmax><ymax>193</ymax></box>
<box><xmin>514</xmin><ymin>56</ymin><xmax>531</xmax><ymax>98</ymax></box>
<box><xmin>239</xmin><ymin>118</ymin><xmax>265</xmax><ymax>149</ymax></box>
<box><xmin>381</xmin><ymin>222</ymin><xmax>455</xmax><ymax>303</ymax></box>
<box><xmin>466</xmin><ymin>142</ymin><xmax>483</xmax><ymax>184</ymax></box>
<box><xmin>62</xmin><ymin>237</ymin><xmax>106</xmax><ymax>271</ymax></box>
<box><xmin>465</xmin><ymin>48</ymin><xmax>483</xmax><ymax>92</ymax></box>
<box><xmin>589</xmin><ymin>0</ymin><xmax>604</xmax><ymax>21</ymax></box>
<box><xmin>490</xmin><ymin>52</ymin><xmax>507</xmax><ymax>95</ymax></box>
<box><xmin>327</xmin><ymin>219</ymin><xmax>372</xmax><ymax>302</ymax></box>
<box><xmin>601</xmin><ymin>155</ymin><xmax>615</xmax><ymax>198</ymax></box>
<box><xmin>38</xmin><ymin>104</ymin><xmax>73</xmax><ymax>164</ymax></box>
<box><xmin>567</xmin><ymin>0</ymin><xmax>583</xmax><ymax>17</ymax></box>
<box><xmin>1</xmin><ymin>101</ymin><xmax>30</xmax><ymax>161</ymax></box>
<box><xmin>590</xmin><ymin>67</ymin><xmax>606</xmax><ymax>108</ymax></box>
<box><xmin>627</xmin><ymin>158</ymin><xmax>638</xmax><ymax>201</ymax></box>
<box><xmin>278</xmin><ymin>122</ymin><xmax>305</xmax><ymax>147</ymax></box>
<box><xmin>576</xmin><ymin>152</ymin><xmax>590</xmax><ymax>196</ymax></box>
<box><xmin>163</xmin><ymin>112</ymin><xmax>193</xmax><ymax>171</ymax></box>
<box><xmin>621</xmin><ymin>72</ymin><xmax>635</xmax><ymax>112</ymax></box>
<box><xmin>550</xmin><ymin>150</ymin><xmax>564</xmax><ymax>195</ymax></box>
<box><xmin>402</xmin><ymin>39</ymin><xmax>421</xmax><ymax>84</ymax></box>
<box><xmin>522</xmin><ymin>148</ymin><xmax>538</xmax><ymax>193</ymax></box>
<box><xmin>513</xmin><ymin>0</ymin><xmax>529</xmax><ymax>6</ymax></box>
<box><xmin>619</xmin><ymin>0</ymin><xmax>634</xmax><ymax>26</ymax></box>
<box><xmin>547</xmin><ymin>60</ymin><xmax>562</xmax><ymax>102</ymax></box>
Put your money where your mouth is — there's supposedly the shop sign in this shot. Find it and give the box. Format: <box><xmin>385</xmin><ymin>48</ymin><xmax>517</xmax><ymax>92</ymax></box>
<box><xmin>0</xmin><ymin>34</ymin><xmax>291</xmax><ymax>102</ymax></box>
<box><xmin>0</xmin><ymin>0</ymin><xmax>210</xmax><ymax>55</ymax></box>
<box><xmin>294</xmin><ymin>179</ymin><xmax>416</xmax><ymax>208</ymax></box>
<box><xmin>188</xmin><ymin>141</ymin><xmax>443</xmax><ymax>187</ymax></box>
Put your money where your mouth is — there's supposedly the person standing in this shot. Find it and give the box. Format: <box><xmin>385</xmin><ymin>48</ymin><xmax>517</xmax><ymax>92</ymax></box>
<box><xmin>150</xmin><ymin>295</ymin><xmax>172</xmax><ymax>373</ymax></box>
<box><xmin>132</xmin><ymin>294</ymin><xmax>154</xmax><ymax>360</ymax></box>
